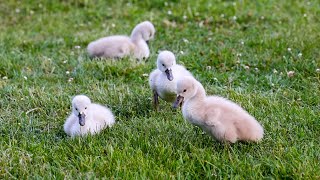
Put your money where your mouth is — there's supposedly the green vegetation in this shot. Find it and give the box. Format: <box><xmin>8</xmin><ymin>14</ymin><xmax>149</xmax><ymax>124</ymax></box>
<box><xmin>0</xmin><ymin>0</ymin><xmax>319</xmax><ymax>178</ymax></box>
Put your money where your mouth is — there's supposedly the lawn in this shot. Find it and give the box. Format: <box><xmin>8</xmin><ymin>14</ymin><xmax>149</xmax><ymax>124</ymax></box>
<box><xmin>0</xmin><ymin>0</ymin><xmax>319</xmax><ymax>179</ymax></box>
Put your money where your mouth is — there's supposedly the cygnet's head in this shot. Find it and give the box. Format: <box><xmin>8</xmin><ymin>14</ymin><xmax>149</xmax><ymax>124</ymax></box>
<box><xmin>157</xmin><ymin>50</ymin><xmax>176</xmax><ymax>81</ymax></box>
<box><xmin>71</xmin><ymin>95</ymin><xmax>91</xmax><ymax>126</ymax></box>
<box><xmin>173</xmin><ymin>76</ymin><xmax>198</xmax><ymax>108</ymax></box>
<box><xmin>131</xmin><ymin>21</ymin><xmax>155</xmax><ymax>42</ymax></box>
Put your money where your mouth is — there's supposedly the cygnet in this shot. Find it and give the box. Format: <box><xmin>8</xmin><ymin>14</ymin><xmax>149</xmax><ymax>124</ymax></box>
<box><xmin>149</xmin><ymin>50</ymin><xmax>193</xmax><ymax>110</ymax></box>
<box><xmin>64</xmin><ymin>95</ymin><xmax>115</xmax><ymax>137</ymax></box>
<box><xmin>87</xmin><ymin>21</ymin><xmax>155</xmax><ymax>60</ymax></box>
<box><xmin>173</xmin><ymin>76</ymin><xmax>264</xmax><ymax>143</ymax></box>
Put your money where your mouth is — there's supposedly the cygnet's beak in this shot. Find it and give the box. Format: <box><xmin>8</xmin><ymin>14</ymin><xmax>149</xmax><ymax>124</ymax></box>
<box><xmin>165</xmin><ymin>69</ymin><xmax>173</xmax><ymax>81</ymax></box>
<box><xmin>78</xmin><ymin>112</ymin><xmax>86</xmax><ymax>126</ymax></box>
<box><xmin>146</xmin><ymin>40</ymin><xmax>149</xmax><ymax>45</ymax></box>
<box><xmin>173</xmin><ymin>95</ymin><xmax>184</xmax><ymax>109</ymax></box>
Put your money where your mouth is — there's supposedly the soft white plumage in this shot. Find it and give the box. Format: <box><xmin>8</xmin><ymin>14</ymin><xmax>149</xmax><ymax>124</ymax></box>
<box><xmin>87</xmin><ymin>21</ymin><xmax>155</xmax><ymax>60</ymax></box>
<box><xmin>174</xmin><ymin>76</ymin><xmax>264</xmax><ymax>143</ymax></box>
<box><xmin>64</xmin><ymin>95</ymin><xmax>115</xmax><ymax>137</ymax></box>
<box><xmin>149</xmin><ymin>50</ymin><xmax>193</xmax><ymax>110</ymax></box>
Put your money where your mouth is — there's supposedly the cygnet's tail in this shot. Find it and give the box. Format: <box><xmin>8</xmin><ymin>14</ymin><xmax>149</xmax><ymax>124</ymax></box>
<box><xmin>247</xmin><ymin>120</ymin><xmax>264</xmax><ymax>142</ymax></box>
<box><xmin>87</xmin><ymin>41</ymin><xmax>104</xmax><ymax>58</ymax></box>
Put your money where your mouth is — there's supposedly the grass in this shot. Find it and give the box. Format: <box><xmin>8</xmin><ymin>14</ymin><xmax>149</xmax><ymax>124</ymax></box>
<box><xmin>0</xmin><ymin>0</ymin><xmax>319</xmax><ymax>179</ymax></box>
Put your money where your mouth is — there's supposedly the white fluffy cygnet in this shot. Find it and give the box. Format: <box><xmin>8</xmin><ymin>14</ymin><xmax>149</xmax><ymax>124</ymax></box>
<box><xmin>149</xmin><ymin>50</ymin><xmax>193</xmax><ymax>110</ymax></box>
<box><xmin>173</xmin><ymin>76</ymin><xmax>264</xmax><ymax>143</ymax></box>
<box><xmin>64</xmin><ymin>95</ymin><xmax>115</xmax><ymax>137</ymax></box>
<box><xmin>87</xmin><ymin>21</ymin><xmax>155</xmax><ymax>60</ymax></box>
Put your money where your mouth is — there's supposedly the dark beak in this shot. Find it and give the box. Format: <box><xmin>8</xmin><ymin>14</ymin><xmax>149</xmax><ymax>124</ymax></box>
<box><xmin>165</xmin><ymin>69</ymin><xmax>173</xmax><ymax>81</ymax></box>
<box><xmin>78</xmin><ymin>112</ymin><xmax>86</xmax><ymax>126</ymax></box>
<box><xmin>173</xmin><ymin>95</ymin><xmax>184</xmax><ymax>109</ymax></box>
<box><xmin>146</xmin><ymin>40</ymin><xmax>149</xmax><ymax>45</ymax></box>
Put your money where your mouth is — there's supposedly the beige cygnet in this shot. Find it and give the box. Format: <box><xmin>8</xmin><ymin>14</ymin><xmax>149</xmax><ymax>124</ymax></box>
<box><xmin>87</xmin><ymin>21</ymin><xmax>155</xmax><ymax>60</ymax></box>
<box><xmin>149</xmin><ymin>50</ymin><xmax>193</xmax><ymax>110</ymax></box>
<box><xmin>64</xmin><ymin>95</ymin><xmax>115</xmax><ymax>137</ymax></box>
<box><xmin>174</xmin><ymin>76</ymin><xmax>264</xmax><ymax>143</ymax></box>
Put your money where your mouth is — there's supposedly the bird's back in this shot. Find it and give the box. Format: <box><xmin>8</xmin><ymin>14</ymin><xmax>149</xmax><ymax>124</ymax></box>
<box><xmin>90</xmin><ymin>103</ymin><xmax>115</xmax><ymax>126</ymax></box>
<box><xmin>172</xmin><ymin>64</ymin><xmax>193</xmax><ymax>77</ymax></box>
<box><xmin>87</xmin><ymin>35</ymin><xmax>134</xmax><ymax>58</ymax></box>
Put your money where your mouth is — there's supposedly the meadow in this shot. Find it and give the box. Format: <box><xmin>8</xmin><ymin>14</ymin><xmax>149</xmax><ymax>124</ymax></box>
<box><xmin>0</xmin><ymin>0</ymin><xmax>319</xmax><ymax>179</ymax></box>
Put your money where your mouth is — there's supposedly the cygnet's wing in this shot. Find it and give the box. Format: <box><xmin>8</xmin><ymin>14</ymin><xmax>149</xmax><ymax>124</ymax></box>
<box><xmin>149</xmin><ymin>69</ymin><xmax>161</xmax><ymax>90</ymax></box>
<box><xmin>90</xmin><ymin>104</ymin><xmax>115</xmax><ymax>126</ymax></box>
<box><xmin>203</xmin><ymin>96</ymin><xmax>237</xmax><ymax>127</ymax></box>
<box><xmin>63</xmin><ymin>114</ymin><xmax>78</xmax><ymax>136</ymax></box>
<box><xmin>203</xmin><ymin>108</ymin><xmax>222</xmax><ymax>127</ymax></box>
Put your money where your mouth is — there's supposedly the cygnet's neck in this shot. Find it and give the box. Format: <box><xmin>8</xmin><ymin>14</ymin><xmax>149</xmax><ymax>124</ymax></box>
<box><xmin>183</xmin><ymin>82</ymin><xmax>207</xmax><ymax>123</ymax></box>
<box><xmin>190</xmin><ymin>82</ymin><xmax>206</xmax><ymax>103</ymax></box>
<box><xmin>131</xmin><ymin>35</ymin><xmax>149</xmax><ymax>58</ymax></box>
<box><xmin>130</xmin><ymin>32</ymin><xmax>143</xmax><ymax>43</ymax></box>
<box><xmin>132</xmin><ymin>38</ymin><xmax>147</xmax><ymax>47</ymax></box>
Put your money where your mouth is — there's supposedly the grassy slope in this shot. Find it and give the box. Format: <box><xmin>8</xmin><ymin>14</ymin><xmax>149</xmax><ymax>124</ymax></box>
<box><xmin>0</xmin><ymin>0</ymin><xmax>319</xmax><ymax>178</ymax></box>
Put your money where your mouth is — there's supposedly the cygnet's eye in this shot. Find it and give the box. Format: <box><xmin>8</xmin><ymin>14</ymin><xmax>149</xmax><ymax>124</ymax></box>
<box><xmin>183</xmin><ymin>89</ymin><xmax>187</xmax><ymax>92</ymax></box>
<box><xmin>75</xmin><ymin>108</ymin><xmax>78</xmax><ymax>111</ymax></box>
<box><xmin>85</xmin><ymin>107</ymin><xmax>87</xmax><ymax>109</ymax></box>
<box><xmin>162</xmin><ymin>64</ymin><xmax>165</xmax><ymax>67</ymax></box>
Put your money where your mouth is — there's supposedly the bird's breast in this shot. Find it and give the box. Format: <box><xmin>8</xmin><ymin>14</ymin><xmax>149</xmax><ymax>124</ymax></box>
<box><xmin>156</xmin><ymin>76</ymin><xmax>177</xmax><ymax>102</ymax></box>
<box><xmin>183</xmin><ymin>102</ymin><xmax>204</xmax><ymax>126</ymax></box>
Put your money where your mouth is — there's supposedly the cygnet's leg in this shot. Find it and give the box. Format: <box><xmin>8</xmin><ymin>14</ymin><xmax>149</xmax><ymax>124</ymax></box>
<box><xmin>153</xmin><ymin>90</ymin><xmax>159</xmax><ymax>111</ymax></box>
<box><xmin>143</xmin><ymin>57</ymin><xmax>148</xmax><ymax>62</ymax></box>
